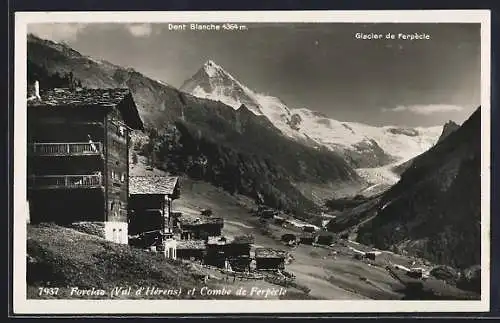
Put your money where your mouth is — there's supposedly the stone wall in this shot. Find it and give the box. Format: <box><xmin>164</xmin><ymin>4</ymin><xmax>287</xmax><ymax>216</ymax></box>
<box><xmin>70</xmin><ymin>221</ymin><xmax>128</xmax><ymax>245</ymax></box>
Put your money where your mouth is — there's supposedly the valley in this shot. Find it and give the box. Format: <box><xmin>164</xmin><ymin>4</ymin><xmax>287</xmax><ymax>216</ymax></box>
<box><xmin>25</xmin><ymin>32</ymin><xmax>483</xmax><ymax>301</ymax></box>
<box><xmin>126</xmin><ymin>157</ymin><xmax>480</xmax><ymax>300</ymax></box>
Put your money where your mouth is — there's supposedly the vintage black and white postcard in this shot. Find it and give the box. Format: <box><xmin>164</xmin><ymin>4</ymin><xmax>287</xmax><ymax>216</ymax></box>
<box><xmin>13</xmin><ymin>10</ymin><xmax>491</xmax><ymax>314</ymax></box>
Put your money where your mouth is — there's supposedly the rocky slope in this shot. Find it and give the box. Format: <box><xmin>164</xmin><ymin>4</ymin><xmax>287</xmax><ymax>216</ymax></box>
<box><xmin>338</xmin><ymin>108</ymin><xmax>481</xmax><ymax>270</ymax></box>
<box><xmin>437</xmin><ymin>120</ymin><xmax>461</xmax><ymax>143</ymax></box>
<box><xmin>27</xmin><ymin>34</ymin><xmax>185</xmax><ymax>128</ymax></box>
<box><xmin>180</xmin><ymin>60</ymin><xmax>442</xmax><ymax>169</ymax></box>
<box><xmin>136</xmin><ymin>100</ymin><xmax>361</xmax><ymax>218</ymax></box>
<box><xmin>391</xmin><ymin>120</ymin><xmax>461</xmax><ymax>176</ymax></box>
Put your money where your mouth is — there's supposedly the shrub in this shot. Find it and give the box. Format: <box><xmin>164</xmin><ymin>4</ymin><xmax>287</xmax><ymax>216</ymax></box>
<box><xmin>430</xmin><ymin>265</ymin><xmax>459</xmax><ymax>284</ymax></box>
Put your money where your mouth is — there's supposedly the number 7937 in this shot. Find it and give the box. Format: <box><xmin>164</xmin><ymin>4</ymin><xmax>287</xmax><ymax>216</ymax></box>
<box><xmin>38</xmin><ymin>287</ymin><xmax>59</xmax><ymax>296</ymax></box>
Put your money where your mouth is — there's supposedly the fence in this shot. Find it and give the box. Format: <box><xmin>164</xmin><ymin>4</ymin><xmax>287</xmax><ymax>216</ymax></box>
<box><xmin>29</xmin><ymin>174</ymin><xmax>103</xmax><ymax>189</ymax></box>
<box><xmin>31</xmin><ymin>142</ymin><xmax>103</xmax><ymax>156</ymax></box>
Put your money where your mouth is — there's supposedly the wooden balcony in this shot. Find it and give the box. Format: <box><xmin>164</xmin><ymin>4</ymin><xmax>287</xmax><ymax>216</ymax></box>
<box><xmin>30</xmin><ymin>142</ymin><xmax>103</xmax><ymax>157</ymax></box>
<box><xmin>28</xmin><ymin>174</ymin><xmax>104</xmax><ymax>190</ymax></box>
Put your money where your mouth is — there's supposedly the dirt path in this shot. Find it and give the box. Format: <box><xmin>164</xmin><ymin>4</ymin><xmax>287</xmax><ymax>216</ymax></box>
<box><xmin>291</xmin><ymin>269</ymin><xmax>367</xmax><ymax>300</ymax></box>
<box><xmin>224</xmin><ymin>220</ymin><xmax>253</xmax><ymax>229</ymax></box>
<box><xmin>173</xmin><ymin>179</ymin><xmax>402</xmax><ymax>300</ymax></box>
<box><xmin>170</xmin><ymin>177</ymin><xmax>476</xmax><ymax>300</ymax></box>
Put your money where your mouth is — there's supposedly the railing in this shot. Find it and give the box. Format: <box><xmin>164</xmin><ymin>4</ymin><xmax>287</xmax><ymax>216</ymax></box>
<box><xmin>29</xmin><ymin>174</ymin><xmax>103</xmax><ymax>189</ymax></box>
<box><xmin>30</xmin><ymin>142</ymin><xmax>103</xmax><ymax>156</ymax></box>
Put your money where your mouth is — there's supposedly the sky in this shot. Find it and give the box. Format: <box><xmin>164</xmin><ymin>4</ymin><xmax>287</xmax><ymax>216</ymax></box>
<box><xmin>28</xmin><ymin>22</ymin><xmax>481</xmax><ymax>127</ymax></box>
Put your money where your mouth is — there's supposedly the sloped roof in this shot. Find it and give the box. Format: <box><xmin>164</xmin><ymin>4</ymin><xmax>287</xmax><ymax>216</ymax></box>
<box><xmin>129</xmin><ymin>176</ymin><xmax>179</xmax><ymax>195</ymax></box>
<box><xmin>205</xmin><ymin>235</ymin><xmax>253</xmax><ymax>245</ymax></box>
<box><xmin>231</xmin><ymin>234</ymin><xmax>255</xmax><ymax>244</ymax></box>
<box><xmin>300</xmin><ymin>233</ymin><xmax>317</xmax><ymax>239</ymax></box>
<box><xmin>255</xmin><ymin>248</ymin><xmax>287</xmax><ymax>259</ymax></box>
<box><xmin>28</xmin><ymin>88</ymin><xmax>130</xmax><ymax>107</ymax></box>
<box><xmin>27</xmin><ymin>88</ymin><xmax>144</xmax><ymax>130</ymax></box>
<box><xmin>177</xmin><ymin>240</ymin><xmax>206</xmax><ymax>250</ymax></box>
<box><xmin>180</xmin><ymin>216</ymin><xmax>223</xmax><ymax>226</ymax></box>
<box><xmin>207</xmin><ymin>236</ymin><xmax>228</xmax><ymax>245</ymax></box>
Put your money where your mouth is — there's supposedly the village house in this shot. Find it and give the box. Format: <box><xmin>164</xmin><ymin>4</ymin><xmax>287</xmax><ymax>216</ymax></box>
<box><xmin>205</xmin><ymin>236</ymin><xmax>228</xmax><ymax>268</ymax></box>
<box><xmin>128</xmin><ymin>176</ymin><xmax>180</xmax><ymax>258</ymax></box>
<box><xmin>179</xmin><ymin>216</ymin><xmax>224</xmax><ymax>240</ymax></box>
<box><xmin>176</xmin><ymin>240</ymin><xmax>206</xmax><ymax>262</ymax></box>
<box><xmin>299</xmin><ymin>233</ymin><xmax>317</xmax><ymax>245</ymax></box>
<box><xmin>27</xmin><ymin>84</ymin><xmax>143</xmax><ymax>244</ymax></box>
<box><xmin>254</xmin><ymin>248</ymin><xmax>287</xmax><ymax>271</ymax></box>
<box><xmin>365</xmin><ymin>251</ymin><xmax>378</xmax><ymax>261</ymax></box>
<box><xmin>302</xmin><ymin>225</ymin><xmax>318</xmax><ymax>233</ymax></box>
<box><xmin>227</xmin><ymin>235</ymin><xmax>253</xmax><ymax>272</ymax></box>
<box><xmin>128</xmin><ymin>176</ymin><xmax>180</xmax><ymax>236</ymax></box>
<box><xmin>316</xmin><ymin>233</ymin><xmax>335</xmax><ymax>246</ymax></box>
<box><xmin>257</xmin><ymin>206</ymin><xmax>278</xmax><ymax>220</ymax></box>
<box><xmin>281</xmin><ymin>233</ymin><xmax>298</xmax><ymax>246</ymax></box>
<box><xmin>204</xmin><ymin>235</ymin><xmax>254</xmax><ymax>271</ymax></box>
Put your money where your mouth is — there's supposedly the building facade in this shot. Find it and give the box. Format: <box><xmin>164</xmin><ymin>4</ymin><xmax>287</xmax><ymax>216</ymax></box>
<box><xmin>27</xmin><ymin>87</ymin><xmax>143</xmax><ymax>244</ymax></box>
<box><xmin>128</xmin><ymin>176</ymin><xmax>180</xmax><ymax>234</ymax></box>
<box><xmin>128</xmin><ymin>176</ymin><xmax>180</xmax><ymax>256</ymax></box>
<box><xmin>254</xmin><ymin>248</ymin><xmax>287</xmax><ymax>270</ymax></box>
<box><xmin>179</xmin><ymin>217</ymin><xmax>224</xmax><ymax>240</ymax></box>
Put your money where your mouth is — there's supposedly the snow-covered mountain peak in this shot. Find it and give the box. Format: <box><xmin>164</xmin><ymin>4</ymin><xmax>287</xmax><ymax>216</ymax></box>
<box><xmin>181</xmin><ymin>60</ymin><xmax>268</xmax><ymax>115</ymax></box>
<box><xmin>194</xmin><ymin>59</ymin><xmax>247</xmax><ymax>90</ymax></box>
<box><xmin>181</xmin><ymin>60</ymin><xmax>443</xmax><ymax>177</ymax></box>
<box><xmin>204</xmin><ymin>59</ymin><xmax>217</xmax><ymax>67</ymax></box>
<box><xmin>201</xmin><ymin>59</ymin><xmax>225</xmax><ymax>77</ymax></box>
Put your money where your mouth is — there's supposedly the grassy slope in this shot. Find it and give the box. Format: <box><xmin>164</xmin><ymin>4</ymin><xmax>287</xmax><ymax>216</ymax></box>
<box><xmin>27</xmin><ymin>223</ymin><xmax>309</xmax><ymax>300</ymax></box>
<box><xmin>27</xmin><ymin>224</ymin><xmax>209</xmax><ymax>299</ymax></box>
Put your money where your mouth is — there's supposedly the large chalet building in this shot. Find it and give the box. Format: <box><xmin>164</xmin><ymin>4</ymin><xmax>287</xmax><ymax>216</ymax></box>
<box><xmin>27</xmin><ymin>84</ymin><xmax>144</xmax><ymax>244</ymax></box>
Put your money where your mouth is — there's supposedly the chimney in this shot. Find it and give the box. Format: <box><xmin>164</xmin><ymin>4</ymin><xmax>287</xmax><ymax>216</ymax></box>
<box><xmin>34</xmin><ymin>80</ymin><xmax>41</xmax><ymax>100</ymax></box>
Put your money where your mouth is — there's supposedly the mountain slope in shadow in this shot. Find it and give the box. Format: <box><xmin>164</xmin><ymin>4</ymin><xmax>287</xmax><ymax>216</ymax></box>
<box><xmin>356</xmin><ymin>107</ymin><xmax>481</xmax><ymax>269</ymax></box>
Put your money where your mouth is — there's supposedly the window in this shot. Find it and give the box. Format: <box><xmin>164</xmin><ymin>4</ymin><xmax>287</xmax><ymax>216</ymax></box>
<box><xmin>113</xmin><ymin>228</ymin><xmax>117</xmax><ymax>243</ymax></box>
<box><xmin>118</xmin><ymin>229</ymin><xmax>123</xmax><ymax>243</ymax></box>
<box><xmin>120</xmin><ymin>173</ymin><xmax>125</xmax><ymax>183</ymax></box>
